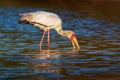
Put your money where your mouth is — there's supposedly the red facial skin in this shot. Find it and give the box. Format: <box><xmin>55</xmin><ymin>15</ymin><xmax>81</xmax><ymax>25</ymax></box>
<box><xmin>70</xmin><ymin>33</ymin><xmax>76</xmax><ymax>41</ymax></box>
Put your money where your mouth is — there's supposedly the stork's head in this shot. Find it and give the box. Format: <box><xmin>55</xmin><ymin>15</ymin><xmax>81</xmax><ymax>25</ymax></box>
<box><xmin>63</xmin><ymin>30</ymin><xmax>80</xmax><ymax>50</ymax></box>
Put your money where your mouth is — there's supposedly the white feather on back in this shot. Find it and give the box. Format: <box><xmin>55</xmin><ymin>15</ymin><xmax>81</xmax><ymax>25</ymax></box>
<box><xmin>20</xmin><ymin>11</ymin><xmax>62</xmax><ymax>27</ymax></box>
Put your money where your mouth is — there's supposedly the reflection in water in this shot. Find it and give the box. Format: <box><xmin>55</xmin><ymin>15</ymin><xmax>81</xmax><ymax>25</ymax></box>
<box><xmin>22</xmin><ymin>50</ymin><xmax>78</xmax><ymax>79</ymax></box>
<box><xmin>33</xmin><ymin>50</ymin><xmax>51</xmax><ymax>59</ymax></box>
<box><xmin>31</xmin><ymin>50</ymin><xmax>61</xmax><ymax>75</ymax></box>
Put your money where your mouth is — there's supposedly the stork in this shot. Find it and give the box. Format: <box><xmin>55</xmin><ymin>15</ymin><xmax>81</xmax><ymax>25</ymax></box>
<box><xmin>19</xmin><ymin>11</ymin><xmax>80</xmax><ymax>50</ymax></box>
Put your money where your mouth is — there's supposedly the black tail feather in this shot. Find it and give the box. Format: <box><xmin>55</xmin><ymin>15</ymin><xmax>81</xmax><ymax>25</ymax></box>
<box><xmin>18</xmin><ymin>20</ymin><xmax>29</xmax><ymax>24</ymax></box>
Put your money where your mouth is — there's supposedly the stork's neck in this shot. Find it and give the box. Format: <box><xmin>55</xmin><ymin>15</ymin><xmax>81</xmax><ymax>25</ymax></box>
<box><xmin>55</xmin><ymin>23</ymin><xmax>73</xmax><ymax>38</ymax></box>
<box><xmin>55</xmin><ymin>25</ymin><xmax>66</xmax><ymax>37</ymax></box>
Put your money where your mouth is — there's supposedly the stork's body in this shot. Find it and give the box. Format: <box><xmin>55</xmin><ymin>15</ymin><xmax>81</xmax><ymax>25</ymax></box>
<box><xmin>19</xmin><ymin>11</ymin><xmax>80</xmax><ymax>50</ymax></box>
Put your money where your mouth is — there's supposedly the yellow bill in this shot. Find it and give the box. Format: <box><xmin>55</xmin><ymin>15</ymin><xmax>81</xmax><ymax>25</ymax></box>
<box><xmin>70</xmin><ymin>33</ymin><xmax>80</xmax><ymax>51</ymax></box>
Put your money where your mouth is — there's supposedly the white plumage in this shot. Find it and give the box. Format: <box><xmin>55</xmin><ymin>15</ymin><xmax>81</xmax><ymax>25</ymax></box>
<box><xmin>20</xmin><ymin>11</ymin><xmax>61</xmax><ymax>28</ymax></box>
<box><xmin>19</xmin><ymin>11</ymin><xmax>80</xmax><ymax>51</ymax></box>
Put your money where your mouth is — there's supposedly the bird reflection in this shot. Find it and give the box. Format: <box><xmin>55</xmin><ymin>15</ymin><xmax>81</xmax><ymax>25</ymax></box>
<box><xmin>32</xmin><ymin>49</ymin><xmax>62</xmax><ymax>59</ymax></box>
<box><xmin>31</xmin><ymin>49</ymin><xmax>62</xmax><ymax>73</ymax></box>
<box><xmin>30</xmin><ymin>49</ymin><xmax>79</xmax><ymax>74</ymax></box>
<box><xmin>32</xmin><ymin>50</ymin><xmax>51</xmax><ymax>59</ymax></box>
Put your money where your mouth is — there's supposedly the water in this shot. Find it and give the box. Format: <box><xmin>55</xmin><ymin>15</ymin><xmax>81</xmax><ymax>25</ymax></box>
<box><xmin>0</xmin><ymin>5</ymin><xmax>120</xmax><ymax>80</ymax></box>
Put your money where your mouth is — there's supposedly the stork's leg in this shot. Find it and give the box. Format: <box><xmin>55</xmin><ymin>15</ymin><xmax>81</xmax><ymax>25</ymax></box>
<box><xmin>40</xmin><ymin>30</ymin><xmax>46</xmax><ymax>50</ymax></box>
<box><xmin>48</xmin><ymin>29</ymin><xmax>50</xmax><ymax>49</ymax></box>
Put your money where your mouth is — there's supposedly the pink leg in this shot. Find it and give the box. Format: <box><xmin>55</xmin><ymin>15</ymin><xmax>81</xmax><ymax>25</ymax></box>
<box><xmin>48</xmin><ymin>29</ymin><xmax>50</xmax><ymax>49</ymax></box>
<box><xmin>40</xmin><ymin>30</ymin><xmax>46</xmax><ymax>50</ymax></box>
